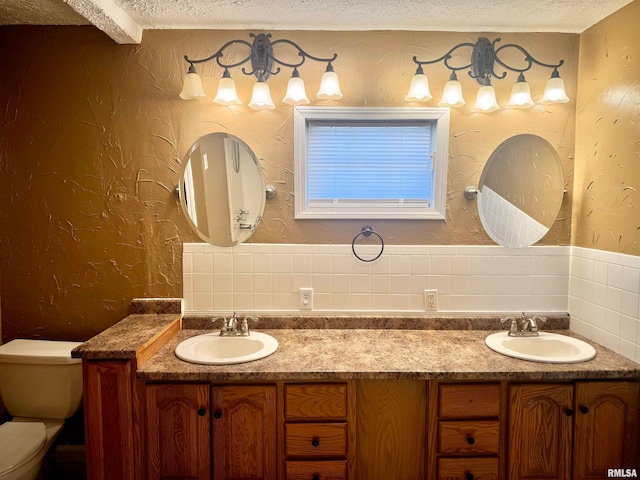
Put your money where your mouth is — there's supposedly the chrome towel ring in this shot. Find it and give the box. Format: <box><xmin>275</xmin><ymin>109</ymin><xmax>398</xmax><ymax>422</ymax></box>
<box><xmin>351</xmin><ymin>226</ymin><xmax>384</xmax><ymax>262</ymax></box>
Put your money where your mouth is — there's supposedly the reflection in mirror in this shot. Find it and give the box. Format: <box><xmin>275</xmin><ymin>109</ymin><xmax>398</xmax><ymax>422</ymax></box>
<box><xmin>477</xmin><ymin>134</ymin><xmax>564</xmax><ymax>248</ymax></box>
<box><xmin>179</xmin><ymin>133</ymin><xmax>266</xmax><ymax>246</ymax></box>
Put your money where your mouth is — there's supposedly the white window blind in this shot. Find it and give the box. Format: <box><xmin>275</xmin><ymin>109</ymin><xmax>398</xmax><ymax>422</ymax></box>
<box><xmin>294</xmin><ymin>107</ymin><xmax>450</xmax><ymax>219</ymax></box>
<box><xmin>306</xmin><ymin>121</ymin><xmax>434</xmax><ymax>205</ymax></box>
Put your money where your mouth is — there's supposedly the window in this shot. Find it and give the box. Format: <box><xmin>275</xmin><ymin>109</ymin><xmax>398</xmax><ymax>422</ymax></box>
<box><xmin>294</xmin><ymin>107</ymin><xmax>449</xmax><ymax>219</ymax></box>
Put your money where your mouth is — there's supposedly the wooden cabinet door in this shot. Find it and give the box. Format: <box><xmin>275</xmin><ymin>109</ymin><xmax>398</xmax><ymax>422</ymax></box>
<box><xmin>212</xmin><ymin>385</ymin><xmax>277</xmax><ymax>480</ymax></box>
<box><xmin>508</xmin><ymin>383</ymin><xmax>573</xmax><ymax>480</ymax></box>
<box><xmin>573</xmin><ymin>381</ymin><xmax>640</xmax><ymax>479</ymax></box>
<box><xmin>146</xmin><ymin>383</ymin><xmax>211</xmax><ymax>480</ymax></box>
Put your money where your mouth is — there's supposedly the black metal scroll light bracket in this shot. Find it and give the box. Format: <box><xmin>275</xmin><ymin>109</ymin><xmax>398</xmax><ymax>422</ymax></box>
<box><xmin>183</xmin><ymin>33</ymin><xmax>338</xmax><ymax>82</ymax></box>
<box><xmin>410</xmin><ymin>37</ymin><xmax>565</xmax><ymax>85</ymax></box>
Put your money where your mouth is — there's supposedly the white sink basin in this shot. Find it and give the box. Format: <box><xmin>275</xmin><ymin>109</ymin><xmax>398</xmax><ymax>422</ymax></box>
<box><xmin>175</xmin><ymin>332</ymin><xmax>278</xmax><ymax>365</ymax></box>
<box><xmin>485</xmin><ymin>331</ymin><xmax>596</xmax><ymax>363</ymax></box>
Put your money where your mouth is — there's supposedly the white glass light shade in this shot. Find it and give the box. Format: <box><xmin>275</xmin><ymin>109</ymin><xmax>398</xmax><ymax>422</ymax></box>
<box><xmin>405</xmin><ymin>73</ymin><xmax>433</xmax><ymax>102</ymax></box>
<box><xmin>179</xmin><ymin>72</ymin><xmax>206</xmax><ymax>100</ymax></box>
<box><xmin>213</xmin><ymin>77</ymin><xmax>241</xmax><ymax>105</ymax></box>
<box><xmin>248</xmin><ymin>81</ymin><xmax>275</xmax><ymax>110</ymax></box>
<box><xmin>316</xmin><ymin>71</ymin><xmax>343</xmax><ymax>100</ymax></box>
<box><xmin>437</xmin><ymin>79</ymin><xmax>465</xmax><ymax>107</ymax></box>
<box><xmin>283</xmin><ymin>76</ymin><xmax>310</xmax><ymax>105</ymax></box>
<box><xmin>541</xmin><ymin>76</ymin><xmax>570</xmax><ymax>104</ymax></box>
<box><xmin>471</xmin><ymin>85</ymin><xmax>500</xmax><ymax>113</ymax></box>
<box><xmin>506</xmin><ymin>80</ymin><xmax>534</xmax><ymax>109</ymax></box>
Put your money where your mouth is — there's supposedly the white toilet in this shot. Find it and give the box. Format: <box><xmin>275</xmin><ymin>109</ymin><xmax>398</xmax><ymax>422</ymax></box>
<box><xmin>0</xmin><ymin>339</ymin><xmax>83</xmax><ymax>480</ymax></box>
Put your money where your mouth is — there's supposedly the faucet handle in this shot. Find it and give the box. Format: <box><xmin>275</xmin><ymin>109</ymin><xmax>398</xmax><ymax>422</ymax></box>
<box><xmin>241</xmin><ymin>316</ymin><xmax>259</xmax><ymax>334</ymax></box>
<box><xmin>213</xmin><ymin>316</ymin><xmax>228</xmax><ymax>332</ymax></box>
<box><xmin>530</xmin><ymin>315</ymin><xmax>547</xmax><ymax>331</ymax></box>
<box><xmin>500</xmin><ymin>316</ymin><xmax>518</xmax><ymax>335</ymax></box>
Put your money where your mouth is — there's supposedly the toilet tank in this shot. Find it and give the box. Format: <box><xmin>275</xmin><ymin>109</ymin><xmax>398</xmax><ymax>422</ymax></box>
<box><xmin>0</xmin><ymin>339</ymin><xmax>83</xmax><ymax>419</ymax></box>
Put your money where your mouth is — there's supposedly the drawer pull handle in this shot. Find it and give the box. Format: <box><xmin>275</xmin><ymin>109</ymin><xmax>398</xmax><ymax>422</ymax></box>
<box><xmin>466</xmin><ymin>436</ymin><xmax>475</xmax><ymax>445</ymax></box>
<box><xmin>465</xmin><ymin>473</ymin><xmax>474</xmax><ymax>480</ymax></box>
<box><xmin>565</xmin><ymin>408</ymin><xmax>574</xmax><ymax>416</ymax></box>
<box><xmin>213</xmin><ymin>410</ymin><xmax>222</xmax><ymax>419</ymax></box>
<box><xmin>312</xmin><ymin>476</ymin><xmax>320</xmax><ymax>480</ymax></box>
<box><xmin>311</xmin><ymin>438</ymin><xmax>320</xmax><ymax>447</ymax></box>
<box><xmin>197</xmin><ymin>408</ymin><xmax>206</xmax><ymax>417</ymax></box>
<box><xmin>580</xmin><ymin>405</ymin><xmax>589</xmax><ymax>414</ymax></box>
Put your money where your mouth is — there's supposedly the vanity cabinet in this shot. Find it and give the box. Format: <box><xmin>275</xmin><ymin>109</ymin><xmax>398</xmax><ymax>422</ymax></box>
<box><xmin>508</xmin><ymin>381</ymin><xmax>639</xmax><ymax>480</ymax></box>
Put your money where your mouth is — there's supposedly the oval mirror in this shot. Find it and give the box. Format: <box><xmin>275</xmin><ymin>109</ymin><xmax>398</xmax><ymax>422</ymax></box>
<box><xmin>477</xmin><ymin>134</ymin><xmax>564</xmax><ymax>248</ymax></box>
<box><xmin>178</xmin><ymin>133</ymin><xmax>266</xmax><ymax>246</ymax></box>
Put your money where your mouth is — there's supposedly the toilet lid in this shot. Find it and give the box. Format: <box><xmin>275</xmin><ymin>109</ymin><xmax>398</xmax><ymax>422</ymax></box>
<box><xmin>0</xmin><ymin>422</ymin><xmax>47</xmax><ymax>475</ymax></box>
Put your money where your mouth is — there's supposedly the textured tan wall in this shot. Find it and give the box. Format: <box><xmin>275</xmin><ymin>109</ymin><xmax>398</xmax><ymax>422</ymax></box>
<box><xmin>574</xmin><ymin>0</ymin><xmax>640</xmax><ymax>255</ymax></box>
<box><xmin>0</xmin><ymin>27</ymin><xmax>577</xmax><ymax>341</ymax></box>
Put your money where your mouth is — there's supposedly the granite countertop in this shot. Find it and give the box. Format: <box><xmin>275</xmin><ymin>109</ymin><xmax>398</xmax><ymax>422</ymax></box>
<box><xmin>137</xmin><ymin>328</ymin><xmax>640</xmax><ymax>382</ymax></box>
<box><xmin>71</xmin><ymin>313</ymin><xmax>181</xmax><ymax>360</ymax></box>
<box><xmin>71</xmin><ymin>303</ymin><xmax>640</xmax><ymax>381</ymax></box>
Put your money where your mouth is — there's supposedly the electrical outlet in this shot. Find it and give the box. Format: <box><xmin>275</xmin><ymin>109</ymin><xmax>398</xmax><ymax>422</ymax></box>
<box><xmin>425</xmin><ymin>289</ymin><xmax>438</xmax><ymax>311</ymax></box>
<box><xmin>299</xmin><ymin>288</ymin><xmax>313</xmax><ymax>310</ymax></box>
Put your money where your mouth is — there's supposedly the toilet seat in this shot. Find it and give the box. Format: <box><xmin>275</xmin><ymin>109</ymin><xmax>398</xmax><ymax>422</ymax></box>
<box><xmin>0</xmin><ymin>422</ymin><xmax>46</xmax><ymax>477</ymax></box>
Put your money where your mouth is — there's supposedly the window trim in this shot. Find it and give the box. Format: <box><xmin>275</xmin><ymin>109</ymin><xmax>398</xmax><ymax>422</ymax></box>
<box><xmin>293</xmin><ymin>106</ymin><xmax>450</xmax><ymax>220</ymax></box>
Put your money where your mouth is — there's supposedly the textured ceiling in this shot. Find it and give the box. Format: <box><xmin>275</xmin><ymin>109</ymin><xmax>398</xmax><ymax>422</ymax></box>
<box><xmin>0</xmin><ymin>0</ymin><xmax>635</xmax><ymax>44</ymax></box>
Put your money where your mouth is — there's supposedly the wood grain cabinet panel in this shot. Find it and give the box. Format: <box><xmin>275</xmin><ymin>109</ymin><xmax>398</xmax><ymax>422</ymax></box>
<box><xmin>145</xmin><ymin>383</ymin><xmax>210</xmax><ymax>480</ymax></box>
<box><xmin>285</xmin><ymin>423</ymin><xmax>348</xmax><ymax>458</ymax></box>
<box><xmin>573</xmin><ymin>381</ymin><xmax>639</xmax><ymax>479</ymax></box>
<box><xmin>285</xmin><ymin>460</ymin><xmax>347</xmax><ymax>480</ymax></box>
<box><xmin>285</xmin><ymin>383</ymin><xmax>347</xmax><ymax>420</ymax></box>
<box><xmin>356</xmin><ymin>380</ymin><xmax>427</xmax><ymax>480</ymax></box>
<box><xmin>212</xmin><ymin>385</ymin><xmax>277</xmax><ymax>480</ymax></box>
<box><xmin>438</xmin><ymin>383</ymin><xmax>501</xmax><ymax>418</ymax></box>
<box><xmin>83</xmin><ymin>360</ymin><xmax>135</xmax><ymax>480</ymax></box>
<box><xmin>438</xmin><ymin>420</ymin><xmax>500</xmax><ymax>455</ymax></box>
<box><xmin>508</xmin><ymin>383</ymin><xmax>574</xmax><ymax>480</ymax></box>
<box><xmin>437</xmin><ymin>457</ymin><xmax>499</xmax><ymax>480</ymax></box>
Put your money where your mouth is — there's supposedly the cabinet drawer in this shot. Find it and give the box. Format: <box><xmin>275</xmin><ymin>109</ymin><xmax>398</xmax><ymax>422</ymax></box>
<box><xmin>438</xmin><ymin>383</ymin><xmax>501</xmax><ymax>418</ymax></box>
<box><xmin>438</xmin><ymin>420</ymin><xmax>500</xmax><ymax>455</ymax></box>
<box><xmin>285</xmin><ymin>460</ymin><xmax>347</xmax><ymax>480</ymax></box>
<box><xmin>285</xmin><ymin>423</ymin><xmax>348</xmax><ymax>458</ymax></box>
<box><xmin>438</xmin><ymin>457</ymin><xmax>499</xmax><ymax>480</ymax></box>
<box><xmin>285</xmin><ymin>384</ymin><xmax>347</xmax><ymax>420</ymax></box>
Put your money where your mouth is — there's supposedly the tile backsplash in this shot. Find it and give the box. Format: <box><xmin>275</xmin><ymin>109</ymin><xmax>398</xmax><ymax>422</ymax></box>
<box><xmin>569</xmin><ymin>247</ymin><xmax>640</xmax><ymax>363</ymax></box>
<box><xmin>183</xmin><ymin>243</ymin><xmax>570</xmax><ymax>314</ymax></box>
<box><xmin>183</xmin><ymin>243</ymin><xmax>640</xmax><ymax>363</ymax></box>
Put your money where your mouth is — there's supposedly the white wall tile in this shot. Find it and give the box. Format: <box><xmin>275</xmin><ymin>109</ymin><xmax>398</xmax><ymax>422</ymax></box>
<box><xmin>569</xmin><ymin>247</ymin><xmax>640</xmax><ymax>362</ymax></box>
<box><xmin>622</xmin><ymin>266</ymin><xmax>640</xmax><ymax>292</ymax></box>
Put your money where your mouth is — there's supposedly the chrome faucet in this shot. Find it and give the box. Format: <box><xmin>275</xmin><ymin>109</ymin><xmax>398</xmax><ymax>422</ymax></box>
<box><xmin>216</xmin><ymin>312</ymin><xmax>258</xmax><ymax>336</ymax></box>
<box><xmin>501</xmin><ymin>312</ymin><xmax>547</xmax><ymax>337</ymax></box>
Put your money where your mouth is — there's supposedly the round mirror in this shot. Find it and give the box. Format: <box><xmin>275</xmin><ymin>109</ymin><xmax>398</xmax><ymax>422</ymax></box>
<box><xmin>477</xmin><ymin>134</ymin><xmax>564</xmax><ymax>248</ymax></box>
<box><xmin>178</xmin><ymin>133</ymin><xmax>266</xmax><ymax>246</ymax></box>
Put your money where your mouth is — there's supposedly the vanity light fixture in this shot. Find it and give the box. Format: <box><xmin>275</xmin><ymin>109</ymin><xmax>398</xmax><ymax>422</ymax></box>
<box><xmin>179</xmin><ymin>33</ymin><xmax>342</xmax><ymax>110</ymax></box>
<box><xmin>406</xmin><ymin>37</ymin><xmax>569</xmax><ymax>112</ymax></box>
